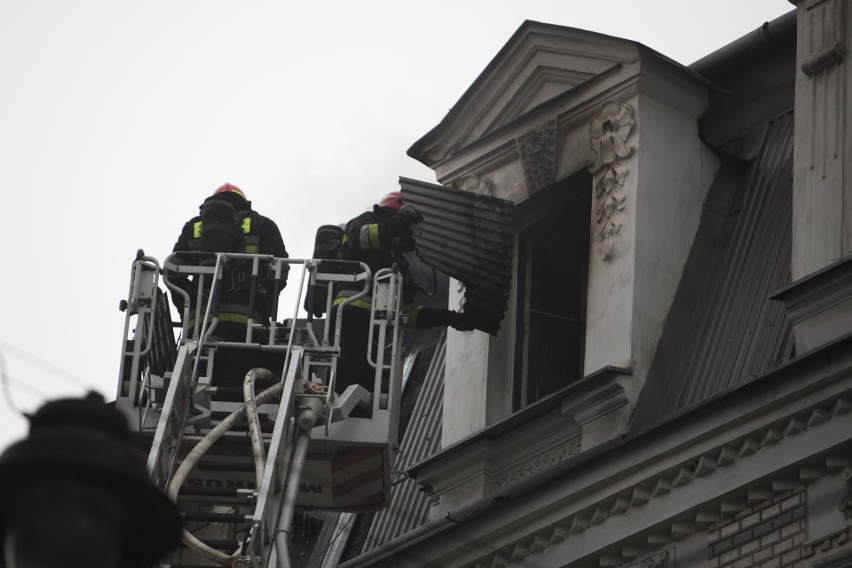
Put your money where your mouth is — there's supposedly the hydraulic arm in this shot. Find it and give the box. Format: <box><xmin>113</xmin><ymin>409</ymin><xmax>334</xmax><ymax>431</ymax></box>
<box><xmin>115</xmin><ymin>250</ymin><xmax>404</xmax><ymax>567</ymax></box>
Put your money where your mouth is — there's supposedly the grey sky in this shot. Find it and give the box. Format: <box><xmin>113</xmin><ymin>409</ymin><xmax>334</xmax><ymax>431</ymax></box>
<box><xmin>0</xmin><ymin>0</ymin><xmax>793</xmax><ymax>451</ymax></box>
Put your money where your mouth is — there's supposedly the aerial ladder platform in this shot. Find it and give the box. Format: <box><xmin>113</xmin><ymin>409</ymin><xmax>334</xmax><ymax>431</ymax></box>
<box><xmin>115</xmin><ymin>250</ymin><xmax>405</xmax><ymax>567</ymax></box>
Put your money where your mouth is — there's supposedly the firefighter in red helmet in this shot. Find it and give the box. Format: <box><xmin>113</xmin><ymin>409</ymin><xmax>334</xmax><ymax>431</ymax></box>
<box><xmin>212</xmin><ymin>182</ymin><xmax>247</xmax><ymax>200</ymax></box>
<box><xmin>333</xmin><ymin>191</ymin><xmax>472</xmax><ymax>394</ymax></box>
<box><xmin>377</xmin><ymin>190</ymin><xmax>403</xmax><ymax>210</ymax></box>
<box><xmin>171</xmin><ymin>183</ymin><xmax>289</xmax><ymax>392</ymax></box>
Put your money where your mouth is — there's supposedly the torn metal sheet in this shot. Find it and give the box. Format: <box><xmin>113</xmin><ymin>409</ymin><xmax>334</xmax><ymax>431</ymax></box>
<box><xmin>399</xmin><ymin>177</ymin><xmax>514</xmax><ymax>335</ymax></box>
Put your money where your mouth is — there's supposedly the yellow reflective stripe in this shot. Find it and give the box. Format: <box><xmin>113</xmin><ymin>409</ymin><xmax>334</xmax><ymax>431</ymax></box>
<box><xmin>332</xmin><ymin>297</ymin><xmax>372</xmax><ymax>310</ymax></box>
<box><xmin>357</xmin><ymin>226</ymin><xmax>370</xmax><ymax>249</ymax></box>
<box><xmin>218</xmin><ymin>312</ymin><xmax>251</xmax><ymax>324</ymax></box>
<box><xmin>193</xmin><ymin>217</ymin><xmax>250</xmax><ymax>238</ymax></box>
<box><xmin>245</xmin><ymin>245</ymin><xmax>259</xmax><ymax>254</ymax></box>
<box><xmin>188</xmin><ymin>313</ymin><xmax>252</xmax><ymax>327</ymax></box>
<box><xmin>407</xmin><ymin>305</ymin><xmax>422</xmax><ymax>328</ymax></box>
<box><xmin>188</xmin><ymin>300</ymin><xmax>264</xmax><ymax>328</ymax></box>
<box><xmin>368</xmin><ymin>224</ymin><xmax>381</xmax><ymax>249</ymax></box>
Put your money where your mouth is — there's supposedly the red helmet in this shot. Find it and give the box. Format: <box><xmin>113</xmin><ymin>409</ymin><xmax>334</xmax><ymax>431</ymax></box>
<box><xmin>378</xmin><ymin>191</ymin><xmax>403</xmax><ymax>211</ymax></box>
<box><xmin>213</xmin><ymin>183</ymin><xmax>247</xmax><ymax>200</ymax></box>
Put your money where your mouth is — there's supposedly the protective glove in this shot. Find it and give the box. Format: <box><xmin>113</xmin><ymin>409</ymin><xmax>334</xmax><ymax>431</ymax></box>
<box><xmin>398</xmin><ymin>204</ymin><xmax>424</xmax><ymax>225</ymax></box>
<box><xmin>450</xmin><ymin>311</ymin><xmax>475</xmax><ymax>332</ymax></box>
<box><xmin>408</xmin><ymin>307</ymin><xmax>476</xmax><ymax>331</ymax></box>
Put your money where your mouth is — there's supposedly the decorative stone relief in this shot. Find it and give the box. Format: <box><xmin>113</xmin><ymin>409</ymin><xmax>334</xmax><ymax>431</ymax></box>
<box><xmin>801</xmin><ymin>0</ymin><xmax>846</xmax><ymax>77</ymax></box>
<box><xmin>799</xmin><ymin>0</ymin><xmax>846</xmax><ymax>181</ymax></box>
<box><xmin>803</xmin><ymin>527</ymin><xmax>851</xmax><ymax>558</ymax></box>
<box><xmin>454</xmin><ymin>174</ymin><xmax>494</xmax><ymax>197</ymax></box>
<box><xmin>465</xmin><ymin>396</ymin><xmax>850</xmax><ymax>568</ymax></box>
<box><xmin>456</xmin><ymin>281</ymin><xmax>466</xmax><ymax>311</ymax></box>
<box><xmin>624</xmin><ymin>550</ymin><xmax>668</xmax><ymax>568</ymax></box>
<box><xmin>840</xmin><ymin>466</ymin><xmax>852</xmax><ymax>522</ymax></box>
<box><xmin>494</xmin><ymin>437</ymin><xmax>581</xmax><ymax>490</ymax></box>
<box><xmin>587</xmin><ymin>100</ymin><xmax>635</xmax><ymax>260</ymax></box>
<box><xmin>517</xmin><ymin>120</ymin><xmax>557</xmax><ymax>195</ymax></box>
<box><xmin>802</xmin><ymin>42</ymin><xmax>846</xmax><ymax>76</ymax></box>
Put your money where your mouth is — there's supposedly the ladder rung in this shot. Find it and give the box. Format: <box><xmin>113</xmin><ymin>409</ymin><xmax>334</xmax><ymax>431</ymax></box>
<box><xmin>180</xmin><ymin>486</ymin><xmax>256</xmax><ymax>498</ymax></box>
<box><xmin>180</xmin><ymin>538</ymin><xmax>242</xmax><ymax>551</ymax></box>
<box><xmin>210</xmin><ymin>411</ymin><xmax>276</xmax><ymax>426</ymax></box>
<box><xmin>209</xmin><ymin>387</ymin><xmax>250</xmax><ymax>403</ymax></box>
<box><xmin>196</xmin><ymin>460</ymin><xmax>255</xmax><ymax>472</ymax></box>
<box><xmin>181</xmin><ymin>511</ymin><xmax>252</xmax><ymax>523</ymax></box>
<box><xmin>166</xmin><ymin>565</ymin><xmax>230</xmax><ymax>568</ymax></box>
<box><xmin>181</xmin><ymin>433</ymin><xmax>255</xmax><ymax>446</ymax></box>
<box><xmin>165</xmin><ymin>565</ymin><xmax>233</xmax><ymax>568</ymax></box>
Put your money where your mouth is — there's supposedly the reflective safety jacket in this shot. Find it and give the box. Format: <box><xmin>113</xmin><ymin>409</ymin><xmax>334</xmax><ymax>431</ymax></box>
<box><xmin>333</xmin><ymin>205</ymin><xmax>416</xmax><ymax>312</ymax></box>
<box><xmin>172</xmin><ymin>197</ymin><xmax>288</xmax><ymax>330</ymax></box>
<box><xmin>189</xmin><ymin>214</ymin><xmax>259</xmax><ymax>253</ymax></box>
<box><xmin>174</xmin><ymin>197</ymin><xmax>287</xmax><ymax>258</ymax></box>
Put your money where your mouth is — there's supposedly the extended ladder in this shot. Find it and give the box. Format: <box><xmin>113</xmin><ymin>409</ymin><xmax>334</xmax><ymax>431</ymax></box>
<box><xmin>115</xmin><ymin>250</ymin><xmax>405</xmax><ymax>567</ymax></box>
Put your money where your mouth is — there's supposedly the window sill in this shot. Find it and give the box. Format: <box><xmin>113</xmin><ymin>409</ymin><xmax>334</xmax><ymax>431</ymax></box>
<box><xmin>409</xmin><ymin>366</ymin><xmax>632</xmax><ymax>517</ymax></box>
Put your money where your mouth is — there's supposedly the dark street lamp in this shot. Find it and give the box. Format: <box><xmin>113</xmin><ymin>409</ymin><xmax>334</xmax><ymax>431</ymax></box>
<box><xmin>0</xmin><ymin>393</ymin><xmax>181</xmax><ymax>568</ymax></box>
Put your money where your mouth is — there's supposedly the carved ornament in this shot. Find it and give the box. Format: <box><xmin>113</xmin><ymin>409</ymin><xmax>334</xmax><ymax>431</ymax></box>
<box><xmin>804</xmin><ymin>527</ymin><xmax>852</xmax><ymax>561</ymax></box>
<box><xmin>802</xmin><ymin>42</ymin><xmax>846</xmax><ymax>76</ymax></box>
<box><xmin>625</xmin><ymin>551</ymin><xmax>668</xmax><ymax>568</ymax></box>
<box><xmin>517</xmin><ymin>121</ymin><xmax>557</xmax><ymax>195</ymax></box>
<box><xmin>801</xmin><ymin>0</ymin><xmax>846</xmax><ymax>77</ymax></box>
<box><xmin>840</xmin><ymin>466</ymin><xmax>852</xmax><ymax>522</ymax></box>
<box><xmin>465</xmin><ymin>396</ymin><xmax>850</xmax><ymax>568</ymax></box>
<box><xmin>456</xmin><ymin>281</ymin><xmax>466</xmax><ymax>311</ymax></box>
<box><xmin>454</xmin><ymin>174</ymin><xmax>495</xmax><ymax>197</ymax></box>
<box><xmin>587</xmin><ymin>100</ymin><xmax>635</xmax><ymax>260</ymax></box>
<box><xmin>494</xmin><ymin>437</ymin><xmax>581</xmax><ymax>490</ymax></box>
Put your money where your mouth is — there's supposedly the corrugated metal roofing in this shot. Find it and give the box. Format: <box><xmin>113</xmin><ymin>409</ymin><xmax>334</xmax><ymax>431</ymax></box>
<box><xmin>634</xmin><ymin>112</ymin><xmax>795</xmax><ymax>426</ymax></box>
<box><xmin>399</xmin><ymin>177</ymin><xmax>515</xmax><ymax>335</ymax></box>
<box><xmin>360</xmin><ymin>332</ymin><xmax>446</xmax><ymax>551</ymax></box>
<box><xmin>304</xmin><ymin>333</ymin><xmax>447</xmax><ymax>565</ymax></box>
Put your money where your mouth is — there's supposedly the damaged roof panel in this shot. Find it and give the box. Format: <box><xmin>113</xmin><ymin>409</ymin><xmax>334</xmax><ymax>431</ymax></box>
<box><xmin>399</xmin><ymin>177</ymin><xmax>515</xmax><ymax>335</ymax></box>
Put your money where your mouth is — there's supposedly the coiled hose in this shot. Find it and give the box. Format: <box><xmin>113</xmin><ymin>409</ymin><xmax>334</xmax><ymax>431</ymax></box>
<box><xmin>166</xmin><ymin>373</ymin><xmax>282</xmax><ymax>566</ymax></box>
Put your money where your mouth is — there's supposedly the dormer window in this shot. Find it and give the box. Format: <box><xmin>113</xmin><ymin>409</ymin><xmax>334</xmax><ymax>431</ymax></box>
<box><xmin>406</xmin><ymin>20</ymin><xmax>715</xmax><ymax>456</ymax></box>
<box><xmin>513</xmin><ymin>171</ymin><xmax>591</xmax><ymax>409</ymax></box>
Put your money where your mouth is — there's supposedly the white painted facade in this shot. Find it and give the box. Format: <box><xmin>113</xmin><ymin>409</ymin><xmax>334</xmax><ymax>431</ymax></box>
<box><xmin>341</xmin><ymin>2</ymin><xmax>852</xmax><ymax>567</ymax></box>
<box><xmin>432</xmin><ymin>27</ymin><xmax>719</xmax><ymax>451</ymax></box>
<box><xmin>417</xmin><ymin>25</ymin><xmax>718</xmax><ymax>513</ymax></box>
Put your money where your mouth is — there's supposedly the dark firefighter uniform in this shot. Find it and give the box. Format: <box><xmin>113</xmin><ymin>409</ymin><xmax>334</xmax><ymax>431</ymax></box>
<box><xmin>172</xmin><ymin>187</ymin><xmax>288</xmax><ymax>329</ymax></box>
<box><xmin>171</xmin><ymin>184</ymin><xmax>289</xmax><ymax>393</ymax></box>
<box><xmin>334</xmin><ymin>192</ymin><xmax>471</xmax><ymax>394</ymax></box>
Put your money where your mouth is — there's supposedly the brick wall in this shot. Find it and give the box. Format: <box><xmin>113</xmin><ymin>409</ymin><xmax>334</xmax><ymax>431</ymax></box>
<box><xmin>707</xmin><ymin>488</ymin><xmax>807</xmax><ymax>568</ymax></box>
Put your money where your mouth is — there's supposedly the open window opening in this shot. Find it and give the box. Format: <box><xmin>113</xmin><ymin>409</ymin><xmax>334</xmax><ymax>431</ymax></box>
<box><xmin>513</xmin><ymin>170</ymin><xmax>592</xmax><ymax>410</ymax></box>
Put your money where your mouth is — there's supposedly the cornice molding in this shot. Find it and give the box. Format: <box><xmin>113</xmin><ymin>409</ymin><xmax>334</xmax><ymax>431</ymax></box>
<box><xmin>806</xmin><ymin>527</ymin><xmax>852</xmax><ymax>562</ymax></box>
<box><xmin>463</xmin><ymin>395</ymin><xmax>852</xmax><ymax>568</ymax></box>
<box><xmin>771</xmin><ymin>255</ymin><xmax>852</xmax><ymax>352</ymax></box>
<box><xmin>494</xmin><ymin>436</ymin><xmax>581</xmax><ymax>491</ymax></box>
<box><xmin>798</xmin><ymin>0</ymin><xmax>846</xmax><ymax>77</ymax></box>
<box><xmin>433</xmin><ymin>56</ymin><xmax>702</xmax><ymax>188</ymax></box>
<box><xmin>624</xmin><ymin>550</ymin><xmax>669</xmax><ymax>568</ymax></box>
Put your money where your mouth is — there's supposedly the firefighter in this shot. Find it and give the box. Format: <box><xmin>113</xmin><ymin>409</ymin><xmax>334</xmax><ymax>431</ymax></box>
<box><xmin>171</xmin><ymin>183</ymin><xmax>289</xmax><ymax>394</ymax></box>
<box><xmin>333</xmin><ymin>190</ymin><xmax>472</xmax><ymax>394</ymax></box>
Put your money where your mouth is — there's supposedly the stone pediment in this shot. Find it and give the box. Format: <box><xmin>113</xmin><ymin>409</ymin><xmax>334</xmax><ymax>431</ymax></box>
<box><xmin>409</xmin><ymin>21</ymin><xmax>643</xmax><ymax>167</ymax></box>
